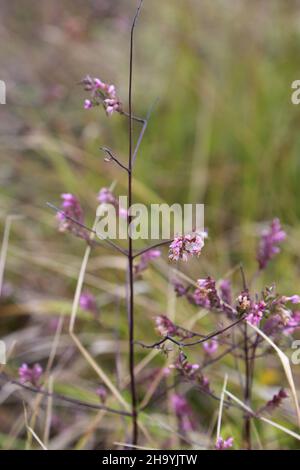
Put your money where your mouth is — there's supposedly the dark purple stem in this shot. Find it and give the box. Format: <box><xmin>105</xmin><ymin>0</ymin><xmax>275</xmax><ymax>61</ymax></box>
<box><xmin>126</xmin><ymin>0</ymin><xmax>144</xmax><ymax>447</ymax></box>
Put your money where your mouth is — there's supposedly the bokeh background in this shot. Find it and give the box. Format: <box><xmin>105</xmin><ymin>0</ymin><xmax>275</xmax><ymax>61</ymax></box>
<box><xmin>1</xmin><ymin>0</ymin><xmax>300</xmax><ymax>450</ymax></box>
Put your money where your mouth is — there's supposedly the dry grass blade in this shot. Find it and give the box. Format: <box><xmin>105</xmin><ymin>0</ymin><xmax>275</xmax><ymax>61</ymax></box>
<box><xmin>23</xmin><ymin>403</ymin><xmax>48</xmax><ymax>450</ymax></box>
<box><xmin>225</xmin><ymin>390</ymin><xmax>300</xmax><ymax>442</ymax></box>
<box><xmin>247</xmin><ymin>322</ymin><xmax>300</xmax><ymax>426</ymax></box>
<box><xmin>0</xmin><ymin>214</ymin><xmax>24</xmax><ymax>295</ymax></box>
<box><xmin>43</xmin><ymin>375</ymin><xmax>54</xmax><ymax>446</ymax></box>
<box><xmin>68</xmin><ymin>207</ymin><xmax>130</xmax><ymax>411</ymax></box>
<box><xmin>216</xmin><ymin>374</ymin><xmax>228</xmax><ymax>440</ymax></box>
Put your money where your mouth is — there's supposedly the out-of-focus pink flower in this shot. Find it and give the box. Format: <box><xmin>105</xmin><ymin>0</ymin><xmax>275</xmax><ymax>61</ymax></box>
<box><xmin>263</xmin><ymin>314</ymin><xmax>282</xmax><ymax>336</ymax></box>
<box><xmin>170</xmin><ymin>394</ymin><xmax>195</xmax><ymax>432</ymax></box>
<box><xmin>57</xmin><ymin>193</ymin><xmax>88</xmax><ymax>241</ymax></box>
<box><xmin>19</xmin><ymin>363</ymin><xmax>43</xmax><ymax>386</ymax></box>
<box><xmin>173</xmin><ymin>279</ymin><xmax>189</xmax><ymax>297</ymax></box>
<box><xmin>219</xmin><ymin>279</ymin><xmax>232</xmax><ymax>306</ymax></box>
<box><xmin>155</xmin><ymin>315</ymin><xmax>177</xmax><ymax>337</ymax></box>
<box><xmin>282</xmin><ymin>295</ymin><xmax>300</xmax><ymax>304</ymax></box>
<box><xmin>169</xmin><ymin>352</ymin><xmax>200</xmax><ymax>379</ymax></box>
<box><xmin>215</xmin><ymin>436</ymin><xmax>234</xmax><ymax>450</ymax></box>
<box><xmin>118</xmin><ymin>207</ymin><xmax>128</xmax><ymax>219</ymax></box>
<box><xmin>97</xmin><ymin>187</ymin><xmax>116</xmax><ymax>205</ymax></box>
<box><xmin>203</xmin><ymin>339</ymin><xmax>218</xmax><ymax>355</ymax></box>
<box><xmin>169</xmin><ymin>232</ymin><xmax>207</xmax><ymax>262</ymax></box>
<box><xmin>162</xmin><ymin>367</ymin><xmax>171</xmax><ymax>376</ymax></box>
<box><xmin>79</xmin><ymin>292</ymin><xmax>97</xmax><ymax>315</ymax></box>
<box><xmin>283</xmin><ymin>311</ymin><xmax>300</xmax><ymax>335</ymax></box>
<box><xmin>154</xmin><ymin>315</ymin><xmax>195</xmax><ymax>340</ymax></box>
<box><xmin>194</xmin><ymin>277</ymin><xmax>221</xmax><ymax>309</ymax></box>
<box><xmin>84</xmin><ymin>99</ymin><xmax>93</xmax><ymax>109</ymax></box>
<box><xmin>169</xmin><ymin>353</ymin><xmax>210</xmax><ymax>390</ymax></box>
<box><xmin>96</xmin><ymin>385</ymin><xmax>108</xmax><ymax>404</ymax></box>
<box><xmin>81</xmin><ymin>75</ymin><xmax>121</xmax><ymax>116</ymax></box>
<box><xmin>257</xmin><ymin>218</ymin><xmax>286</xmax><ymax>270</ymax></box>
<box><xmin>246</xmin><ymin>301</ymin><xmax>266</xmax><ymax>326</ymax></box>
<box><xmin>97</xmin><ymin>187</ymin><xmax>127</xmax><ymax>218</ymax></box>
<box><xmin>134</xmin><ymin>249</ymin><xmax>161</xmax><ymax>276</ymax></box>
<box><xmin>237</xmin><ymin>292</ymin><xmax>251</xmax><ymax>313</ymax></box>
<box><xmin>266</xmin><ymin>389</ymin><xmax>288</xmax><ymax>411</ymax></box>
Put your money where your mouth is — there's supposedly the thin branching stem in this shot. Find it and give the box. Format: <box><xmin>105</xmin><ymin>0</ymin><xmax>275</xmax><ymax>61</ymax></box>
<box><xmin>126</xmin><ymin>0</ymin><xmax>144</xmax><ymax>447</ymax></box>
<box><xmin>46</xmin><ymin>202</ymin><xmax>128</xmax><ymax>256</ymax></box>
<box><xmin>135</xmin><ymin>316</ymin><xmax>245</xmax><ymax>349</ymax></box>
<box><xmin>132</xmin><ymin>239</ymin><xmax>172</xmax><ymax>259</ymax></box>
<box><xmin>0</xmin><ymin>373</ymin><xmax>132</xmax><ymax>417</ymax></box>
<box><xmin>100</xmin><ymin>147</ymin><xmax>129</xmax><ymax>173</ymax></box>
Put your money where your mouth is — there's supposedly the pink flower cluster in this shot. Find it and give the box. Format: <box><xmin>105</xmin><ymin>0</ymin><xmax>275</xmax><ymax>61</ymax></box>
<box><xmin>215</xmin><ymin>436</ymin><xmax>234</xmax><ymax>450</ymax></box>
<box><xmin>170</xmin><ymin>394</ymin><xmax>195</xmax><ymax>432</ymax></box>
<box><xmin>155</xmin><ymin>315</ymin><xmax>177</xmax><ymax>337</ymax></box>
<box><xmin>173</xmin><ymin>276</ymin><xmax>235</xmax><ymax>317</ymax></box>
<box><xmin>283</xmin><ymin>311</ymin><xmax>300</xmax><ymax>335</ymax></box>
<box><xmin>82</xmin><ymin>75</ymin><xmax>121</xmax><ymax>116</ymax></box>
<box><xmin>58</xmin><ymin>193</ymin><xmax>88</xmax><ymax>241</ymax></box>
<box><xmin>219</xmin><ymin>279</ymin><xmax>232</xmax><ymax>306</ymax></box>
<box><xmin>96</xmin><ymin>385</ymin><xmax>108</xmax><ymax>404</ymax></box>
<box><xmin>265</xmin><ymin>388</ymin><xmax>288</xmax><ymax>412</ymax></box>
<box><xmin>169</xmin><ymin>232</ymin><xmax>206</xmax><ymax>262</ymax></box>
<box><xmin>154</xmin><ymin>315</ymin><xmax>195</xmax><ymax>340</ymax></box>
<box><xmin>134</xmin><ymin>249</ymin><xmax>161</xmax><ymax>276</ymax></box>
<box><xmin>19</xmin><ymin>363</ymin><xmax>43</xmax><ymax>386</ymax></box>
<box><xmin>79</xmin><ymin>291</ymin><xmax>97</xmax><ymax>316</ymax></box>
<box><xmin>169</xmin><ymin>353</ymin><xmax>211</xmax><ymax>391</ymax></box>
<box><xmin>192</xmin><ymin>277</ymin><xmax>221</xmax><ymax>310</ymax></box>
<box><xmin>257</xmin><ymin>218</ymin><xmax>286</xmax><ymax>270</ymax></box>
<box><xmin>246</xmin><ymin>301</ymin><xmax>266</xmax><ymax>327</ymax></box>
<box><xmin>97</xmin><ymin>187</ymin><xmax>127</xmax><ymax>218</ymax></box>
<box><xmin>236</xmin><ymin>291</ymin><xmax>251</xmax><ymax>314</ymax></box>
<box><xmin>203</xmin><ymin>339</ymin><xmax>218</xmax><ymax>355</ymax></box>
<box><xmin>169</xmin><ymin>352</ymin><xmax>200</xmax><ymax>380</ymax></box>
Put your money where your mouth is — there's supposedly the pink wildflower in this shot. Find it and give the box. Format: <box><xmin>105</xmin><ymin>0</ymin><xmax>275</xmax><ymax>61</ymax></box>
<box><xmin>154</xmin><ymin>315</ymin><xmax>195</xmax><ymax>340</ymax></box>
<box><xmin>170</xmin><ymin>394</ymin><xmax>195</xmax><ymax>432</ymax></box>
<box><xmin>203</xmin><ymin>339</ymin><xmax>218</xmax><ymax>355</ymax></box>
<box><xmin>19</xmin><ymin>363</ymin><xmax>43</xmax><ymax>386</ymax></box>
<box><xmin>257</xmin><ymin>218</ymin><xmax>286</xmax><ymax>270</ymax></box>
<box><xmin>97</xmin><ymin>187</ymin><xmax>127</xmax><ymax>217</ymax></box>
<box><xmin>282</xmin><ymin>295</ymin><xmax>300</xmax><ymax>304</ymax></box>
<box><xmin>97</xmin><ymin>187</ymin><xmax>116</xmax><ymax>205</ymax></box>
<box><xmin>189</xmin><ymin>277</ymin><xmax>222</xmax><ymax>312</ymax></box>
<box><xmin>96</xmin><ymin>385</ymin><xmax>108</xmax><ymax>404</ymax></box>
<box><xmin>169</xmin><ymin>232</ymin><xmax>206</xmax><ymax>262</ymax></box>
<box><xmin>169</xmin><ymin>352</ymin><xmax>200</xmax><ymax>379</ymax></box>
<box><xmin>283</xmin><ymin>311</ymin><xmax>300</xmax><ymax>335</ymax></box>
<box><xmin>219</xmin><ymin>279</ymin><xmax>232</xmax><ymax>306</ymax></box>
<box><xmin>79</xmin><ymin>292</ymin><xmax>97</xmax><ymax>315</ymax></box>
<box><xmin>246</xmin><ymin>301</ymin><xmax>266</xmax><ymax>326</ymax></box>
<box><xmin>215</xmin><ymin>436</ymin><xmax>234</xmax><ymax>450</ymax></box>
<box><xmin>57</xmin><ymin>193</ymin><xmax>88</xmax><ymax>240</ymax></box>
<box><xmin>155</xmin><ymin>315</ymin><xmax>177</xmax><ymax>337</ymax></box>
<box><xmin>134</xmin><ymin>249</ymin><xmax>161</xmax><ymax>276</ymax></box>
<box><xmin>84</xmin><ymin>99</ymin><xmax>92</xmax><ymax>109</ymax></box>
<box><xmin>266</xmin><ymin>389</ymin><xmax>288</xmax><ymax>411</ymax></box>
<box><xmin>81</xmin><ymin>75</ymin><xmax>121</xmax><ymax>116</ymax></box>
<box><xmin>173</xmin><ymin>279</ymin><xmax>189</xmax><ymax>297</ymax></box>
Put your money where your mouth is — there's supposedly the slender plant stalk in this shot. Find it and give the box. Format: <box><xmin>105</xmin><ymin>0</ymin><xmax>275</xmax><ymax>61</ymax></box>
<box><xmin>243</xmin><ymin>323</ymin><xmax>252</xmax><ymax>450</ymax></box>
<box><xmin>126</xmin><ymin>0</ymin><xmax>144</xmax><ymax>446</ymax></box>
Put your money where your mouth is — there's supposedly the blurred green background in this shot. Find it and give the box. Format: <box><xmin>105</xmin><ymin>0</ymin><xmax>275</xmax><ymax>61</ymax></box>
<box><xmin>1</xmin><ymin>0</ymin><xmax>300</xmax><ymax>450</ymax></box>
<box><xmin>2</xmin><ymin>0</ymin><xmax>300</xmax><ymax>282</ymax></box>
